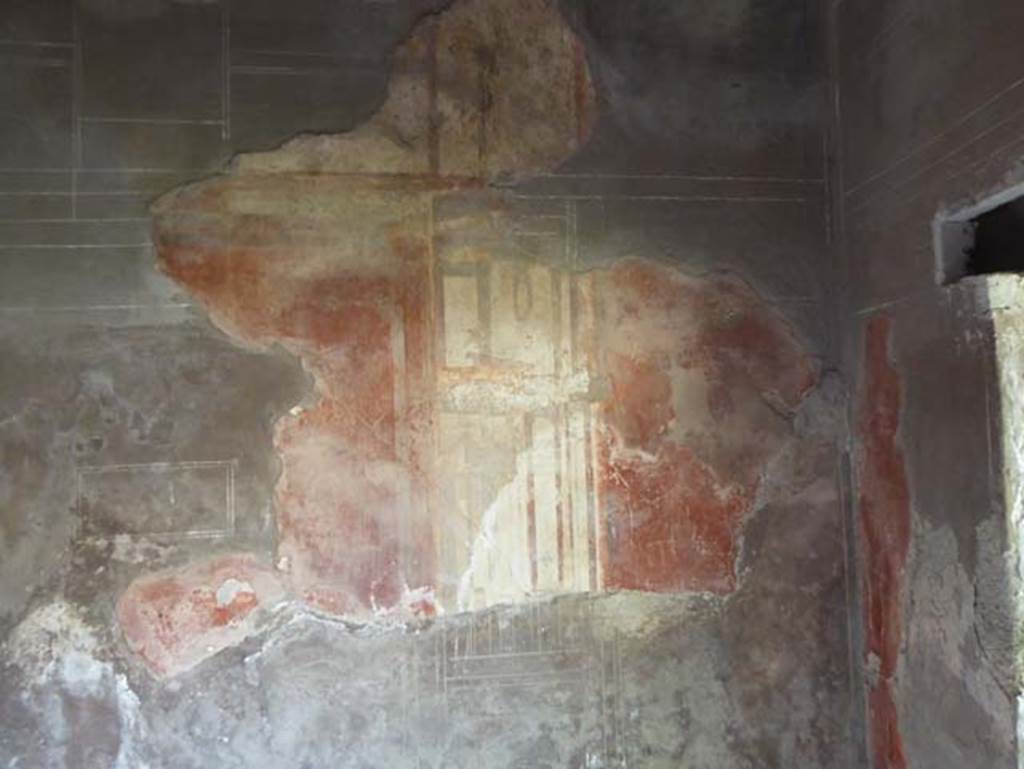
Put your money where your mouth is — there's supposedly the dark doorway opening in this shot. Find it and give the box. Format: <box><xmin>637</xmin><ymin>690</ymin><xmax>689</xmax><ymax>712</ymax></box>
<box><xmin>967</xmin><ymin>196</ymin><xmax>1024</xmax><ymax>276</ymax></box>
<box><xmin>937</xmin><ymin>184</ymin><xmax>1024</xmax><ymax>285</ymax></box>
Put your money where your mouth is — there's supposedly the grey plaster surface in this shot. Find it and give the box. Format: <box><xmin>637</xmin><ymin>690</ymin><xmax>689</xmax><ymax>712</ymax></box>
<box><xmin>0</xmin><ymin>1</ymin><xmax>861</xmax><ymax>767</ymax></box>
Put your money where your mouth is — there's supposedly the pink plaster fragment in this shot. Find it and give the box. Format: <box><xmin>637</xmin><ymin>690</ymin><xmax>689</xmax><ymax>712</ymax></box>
<box><xmin>116</xmin><ymin>554</ymin><xmax>286</xmax><ymax>678</ymax></box>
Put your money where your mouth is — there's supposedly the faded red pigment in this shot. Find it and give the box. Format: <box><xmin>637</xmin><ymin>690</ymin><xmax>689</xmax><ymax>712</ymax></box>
<box><xmin>857</xmin><ymin>314</ymin><xmax>910</xmax><ymax>769</ymax></box>
<box><xmin>158</xmin><ymin>229</ymin><xmax>819</xmax><ymax>606</ymax></box>
<box><xmin>599</xmin><ymin>439</ymin><xmax>751</xmax><ymax>593</ymax></box>
<box><xmin>125</xmin><ymin>172</ymin><xmax>823</xmax><ymax>668</ymax></box>
<box><xmin>597</xmin><ymin>261</ymin><xmax>817</xmax><ymax>594</ymax></box>
<box><xmin>604</xmin><ymin>352</ymin><xmax>675</xmax><ymax>450</ymax></box>
<box><xmin>116</xmin><ymin>554</ymin><xmax>284</xmax><ymax>677</ymax></box>
<box><xmin>159</xmin><ymin>229</ymin><xmax>439</xmax><ymax>614</ymax></box>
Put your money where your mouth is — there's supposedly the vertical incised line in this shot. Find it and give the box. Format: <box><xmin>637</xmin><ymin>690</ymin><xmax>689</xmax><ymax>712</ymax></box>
<box><xmin>71</xmin><ymin>2</ymin><xmax>83</xmax><ymax>220</ymax></box>
<box><xmin>221</xmin><ymin>0</ymin><xmax>231</xmax><ymax>141</ymax></box>
<box><xmin>427</xmin><ymin>21</ymin><xmax>440</xmax><ymax>176</ymax></box>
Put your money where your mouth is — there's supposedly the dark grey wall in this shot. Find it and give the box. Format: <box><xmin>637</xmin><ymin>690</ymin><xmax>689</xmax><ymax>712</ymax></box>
<box><xmin>830</xmin><ymin>0</ymin><xmax>1024</xmax><ymax>766</ymax></box>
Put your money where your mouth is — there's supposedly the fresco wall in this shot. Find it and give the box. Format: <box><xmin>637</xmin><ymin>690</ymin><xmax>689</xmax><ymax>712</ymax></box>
<box><xmin>1</xmin><ymin>0</ymin><xmax>849</xmax><ymax>765</ymax></box>
<box><xmin>110</xmin><ymin>0</ymin><xmax>825</xmax><ymax>677</ymax></box>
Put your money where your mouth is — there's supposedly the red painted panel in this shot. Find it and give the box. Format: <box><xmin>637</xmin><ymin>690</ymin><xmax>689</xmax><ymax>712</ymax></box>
<box><xmin>858</xmin><ymin>314</ymin><xmax>910</xmax><ymax>769</ymax></box>
<box><xmin>605</xmin><ymin>352</ymin><xmax>675</xmax><ymax>451</ymax></box>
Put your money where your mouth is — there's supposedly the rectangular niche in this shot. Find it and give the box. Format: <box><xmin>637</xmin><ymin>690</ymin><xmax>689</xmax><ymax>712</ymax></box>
<box><xmin>76</xmin><ymin>460</ymin><xmax>235</xmax><ymax>541</ymax></box>
<box><xmin>935</xmin><ymin>182</ymin><xmax>1024</xmax><ymax>286</ymax></box>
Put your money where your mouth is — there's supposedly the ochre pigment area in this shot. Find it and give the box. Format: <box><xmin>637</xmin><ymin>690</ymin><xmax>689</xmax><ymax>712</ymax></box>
<box><xmin>857</xmin><ymin>314</ymin><xmax>910</xmax><ymax>769</ymax></box>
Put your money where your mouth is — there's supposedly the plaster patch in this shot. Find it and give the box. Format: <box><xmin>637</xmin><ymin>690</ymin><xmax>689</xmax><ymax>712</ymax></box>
<box><xmin>5</xmin><ymin>600</ymin><xmax>101</xmax><ymax>686</ymax></box>
<box><xmin>5</xmin><ymin>600</ymin><xmax>148</xmax><ymax>768</ymax></box>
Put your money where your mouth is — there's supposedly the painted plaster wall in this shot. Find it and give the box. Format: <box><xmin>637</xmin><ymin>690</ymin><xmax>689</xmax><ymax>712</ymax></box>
<box><xmin>1</xmin><ymin>1</ymin><xmax>850</xmax><ymax>766</ymax></box>
<box><xmin>828</xmin><ymin>0</ymin><xmax>1024</xmax><ymax>765</ymax></box>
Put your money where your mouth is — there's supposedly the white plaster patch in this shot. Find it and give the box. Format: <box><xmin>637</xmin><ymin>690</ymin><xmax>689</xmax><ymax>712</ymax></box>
<box><xmin>216</xmin><ymin>578</ymin><xmax>255</xmax><ymax>608</ymax></box>
<box><xmin>442</xmin><ymin>370</ymin><xmax>592</xmax><ymax>413</ymax></box>
<box><xmin>58</xmin><ymin>650</ymin><xmax>108</xmax><ymax>698</ymax></box>
<box><xmin>114</xmin><ymin>673</ymin><xmax>146</xmax><ymax>769</ymax></box>
<box><xmin>457</xmin><ymin>451</ymin><xmax>534</xmax><ymax>612</ymax></box>
<box><xmin>5</xmin><ymin>600</ymin><xmax>149</xmax><ymax>766</ymax></box>
<box><xmin>4</xmin><ymin>600</ymin><xmax>101</xmax><ymax>686</ymax></box>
